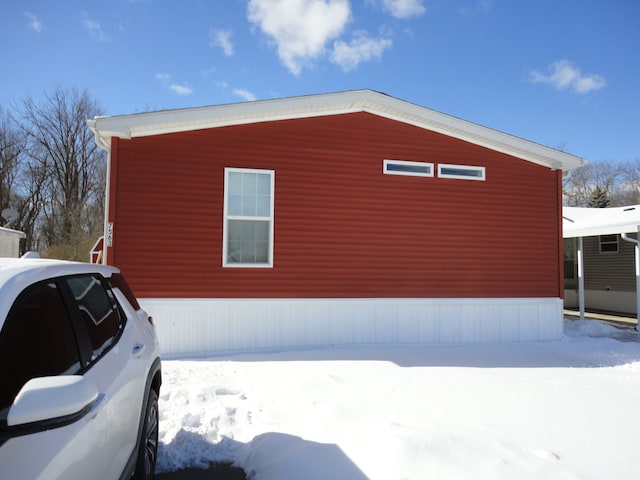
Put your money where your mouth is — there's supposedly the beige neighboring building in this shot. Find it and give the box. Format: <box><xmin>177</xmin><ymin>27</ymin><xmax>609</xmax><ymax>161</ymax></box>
<box><xmin>0</xmin><ymin>227</ymin><xmax>25</xmax><ymax>258</ymax></box>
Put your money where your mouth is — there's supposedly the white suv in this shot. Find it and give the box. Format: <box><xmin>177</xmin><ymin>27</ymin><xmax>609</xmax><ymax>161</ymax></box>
<box><xmin>0</xmin><ymin>257</ymin><xmax>162</xmax><ymax>479</ymax></box>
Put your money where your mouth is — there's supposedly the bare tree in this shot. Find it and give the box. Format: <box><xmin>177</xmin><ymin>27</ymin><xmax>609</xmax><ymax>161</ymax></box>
<box><xmin>0</xmin><ymin>107</ymin><xmax>25</xmax><ymax>222</ymax></box>
<box><xmin>0</xmin><ymin>105</ymin><xmax>50</xmax><ymax>253</ymax></box>
<box><xmin>19</xmin><ymin>85</ymin><xmax>106</xmax><ymax>258</ymax></box>
<box><xmin>563</xmin><ymin>159</ymin><xmax>625</xmax><ymax>207</ymax></box>
<box><xmin>616</xmin><ymin>157</ymin><xmax>640</xmax><ymax>205</ymax></box>
<box><xmin>13</xmin><ymin>161</ymin><xmax>48</xmax><ymax>251</ymax></box>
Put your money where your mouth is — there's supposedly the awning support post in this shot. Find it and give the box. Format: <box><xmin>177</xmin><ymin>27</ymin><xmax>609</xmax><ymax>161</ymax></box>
<box><xmin>577</xmin><ymin>236</ymin><xmax>585</xmax><ymax>321</ymax></box>
<box><xmin>621</xmin><ymin>225</ymin><xmax>640</xmax><ymax>330</ymax></box>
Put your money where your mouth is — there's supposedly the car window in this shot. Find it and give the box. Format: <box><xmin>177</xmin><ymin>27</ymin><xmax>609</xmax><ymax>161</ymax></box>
<box><xmin>108</xmin><ymin>272</ymin><xmax>141</xmax><ymax>310</ymax></box>
<box><xmin>0</xmin><ymin>282</ymin><xmax>81</xmax><ymax>417</ymax></box>
<box><xmin>66</xmin><ymin>276</ymin><xmax>122</xmax><ymax>361</ymax></box>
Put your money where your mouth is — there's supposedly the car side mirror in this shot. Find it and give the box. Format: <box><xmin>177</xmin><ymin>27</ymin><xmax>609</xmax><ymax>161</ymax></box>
<box><xmin>7</xmin><ymin>376</ymin><xmax>98</xmax><ymax>428</ymax></box>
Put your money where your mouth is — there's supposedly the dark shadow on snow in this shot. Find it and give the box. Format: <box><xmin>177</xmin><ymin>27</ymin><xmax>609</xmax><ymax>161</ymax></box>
<box><xmin>241</xmin><ymin>432</ymin><xmax>369</xmax><ymax>480</ymax></box>
<box><xmin>156</xmin><ymin>430</ymin><xmax>369</xmax><ymax>480</ymax></box>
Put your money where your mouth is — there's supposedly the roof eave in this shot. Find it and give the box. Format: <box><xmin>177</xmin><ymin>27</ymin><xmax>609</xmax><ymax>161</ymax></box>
<box><xmin>89</xmin><ymin>89</ymin><xmax>585</xmax><ymax>171</ymax></box>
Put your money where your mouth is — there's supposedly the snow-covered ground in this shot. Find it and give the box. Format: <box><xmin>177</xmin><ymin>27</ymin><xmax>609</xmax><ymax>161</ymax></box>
<box><xmin>157</xmin><ymin>319</ymin><xmax>640</xmax><ymax>480</ymax></box>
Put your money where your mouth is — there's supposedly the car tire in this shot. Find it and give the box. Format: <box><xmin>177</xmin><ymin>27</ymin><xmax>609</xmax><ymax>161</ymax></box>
<box><xmin>133</xmin><ymin>388</ymin><xmax>159</xmax><ymax>480</ymax></box>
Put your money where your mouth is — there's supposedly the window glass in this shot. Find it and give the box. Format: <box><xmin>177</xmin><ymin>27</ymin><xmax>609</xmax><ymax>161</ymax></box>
<box><xmin>440</xmin><ymin>167</ymin><xmax>481</xmax><ymax>177</ymax></box>
<box><xmin>383</xmin><ymin>159</ymin><xmax>433</xmax><ymax>177</ymax></box>
<box><xmin>228</xmin><ymin>219</ymin><xmax>270</xmax><ymax>263</ymax></box>
<box><xmin>66</xmin><ymin>276</ymin><xmax>120</xmax><ymax>360</ymax></box>
<box><xmin>563</xmin><ymin>239</ymin><xmax>576</xmax><ymax>281</ymax></box>
<box><xmin>0</xmin><ymin>282</ymin><xmax>80</xmax><ymax>415</ymax></box>
<box><xmin>438</xmin><ymin>164</ymin><xmax>486</xmax><ymax>181</ymax></box>
<box><xmin>257</xmin><ymin>173</ymin><xmax>271</xmax><ymax>195</ymax></box>
<box><xmin>599</xmin><ymin>234</ymin><xmax>618</xmax><ymax>253</ymax></box>
<box><xmin>224</xmin><ymin>168</ymin><xmax>274</xmax><ymax>267</ymax></box>
<box><xmin>108</xmin><ymin>272</ymin><xmax>140</xmax><ymax>310</ymax></box>
<box><xmin>227</xmin><ymin>171</ymin><xmax>272</xmax><ymax>218</ymax></box>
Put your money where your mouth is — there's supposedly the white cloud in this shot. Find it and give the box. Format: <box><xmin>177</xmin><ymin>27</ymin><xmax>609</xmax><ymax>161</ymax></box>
<box><xmin>232</xmin><ymin>88</ymin><xmax>257</xmax><ymax>102</ymax></box>
<box><xmin>379</xmin><ymin>0</ymin><xmax>426</xmax><ymax>19</ymax></box>
<box><xmin>24</xmin><ymin>12</ymin><xmax>44</xmax><ymax>33</ymax></box>
<box><xmin>210</xmin><ymin>29</ymin><xmax>235</xmax><ymax>56</ymax></box>
<box><xmin>573</xmin><ymin>75</ymin><xmax>607</xmax><ymax>94</ymax></box>
<box><xmin>170</xmin><ymin>84</ymin><xmax>193</xmax><ymax>95</ymax></box>
<box><xmin>530</xmin><ymin>60</ymin><xmax>606</xmax><ymax>94</ymax></box>
<box><xmin>247</xmin><ymin>0</ymin><xmax>351</xmax><ymax>76</ymax></box>
<box><xmin>155</xmin><ymin>73</ymin><xmax>193</xmax><ymax>96</ymax></box>
<box><xmin>155</xmin><ymin>73</ymin><xmax>171</xmax><ymax>83</ymax></box>
<box><xmin>331</xmin><ymin>32</ymin><xmax>392</xmax><ymax>72</ymax></box>
<box><xmin>82</xmin><ymin>15</ymin><xmax>110</xmax><ymax>42</ymax></box>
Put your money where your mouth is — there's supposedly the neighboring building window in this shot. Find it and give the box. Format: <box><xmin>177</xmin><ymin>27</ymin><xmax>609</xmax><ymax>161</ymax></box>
<box><xmin>599</xmin><ymin>234</ymin><xmax>619</xmax><ymax>253</ymax></box>
<box><xmin>438</xmin><ymin>164</ymin><xmax>486</xmax><ymax>181</ymax></box>
<box><xmin>563</xmin><ymin>239</ymin><xmax>576</xmax><ymax>281</ymax></box>
<box><xmin>383</xmin><ymin>159</ymin><xmax>434</xmax><ymax>177</ymax></box>
<box><xmin>223</xmin><ymin>168</ymin><xmax>275</xmax><ymax>267</ymax></box>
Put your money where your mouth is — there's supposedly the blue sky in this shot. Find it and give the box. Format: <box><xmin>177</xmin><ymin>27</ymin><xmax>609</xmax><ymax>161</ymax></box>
<box><xmin>2</xmin><ymin>0</ymin><xmax>638</xmax><ymax>164</ymax></box>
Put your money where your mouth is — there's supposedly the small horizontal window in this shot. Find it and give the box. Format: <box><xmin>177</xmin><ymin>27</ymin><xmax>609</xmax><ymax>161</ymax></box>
<box><xmin>438</xmin><ymin>164</ymin><xmax>485</xmax><ymax>181</ymax></box>
<box><xmin>383</xmin><ymin>160</ymin><xmax>434</xmax><ymax>177</ymax></box>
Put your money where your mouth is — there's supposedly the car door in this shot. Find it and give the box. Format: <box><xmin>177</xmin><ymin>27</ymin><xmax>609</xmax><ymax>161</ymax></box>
<box><xmin>62</xmin><ymin>274</ymin><xmax>146</xmax><ymax>478</ymax></box>
<box><xmin>0</xmin><ymin>279</ymin><xmax>99</xmax><ymax>479</ymax></box>
<box><xmin>0</xmin><ymin>274</ymin><xmax>146</xmax><ymax>479</ymax></box>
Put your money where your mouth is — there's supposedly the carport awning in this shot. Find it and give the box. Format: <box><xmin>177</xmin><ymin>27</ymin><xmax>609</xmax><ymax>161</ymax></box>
<box><xmin>563</xmin><ymin>204</ymin><xmax>640</xmax><ymax>327</ymax></box>
<box><xmin>563</xmin><ymin>205</ymin><xmax>640</xmax><ymax>238</ymax></box>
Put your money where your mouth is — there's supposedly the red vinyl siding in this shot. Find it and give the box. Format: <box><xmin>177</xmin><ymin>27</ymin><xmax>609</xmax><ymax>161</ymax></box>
<box><xmin>108</xmin><ymin>112</ymin><xmax>562</xmax><ymax>299</ymax></box>
<box><xmin>556</xmin><ymin>169</ymin><xmax>565</xmax><ymax>299</ymax></box>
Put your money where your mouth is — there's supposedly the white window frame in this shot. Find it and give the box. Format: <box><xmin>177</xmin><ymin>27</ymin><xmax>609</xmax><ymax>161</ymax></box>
<box><xmin>437</xmin><ymin>163</ymin><xmax>486</xmax><ymax>181</ymax></box>
<box><xmin>383</xmin><ymin>159</ymin><xmax>434</xmax><ymax>178</ymax></box>
<box><xmin>223</xmin><ymin>167</ymin><xmax>275</xmax><ymax>268</ymax></box>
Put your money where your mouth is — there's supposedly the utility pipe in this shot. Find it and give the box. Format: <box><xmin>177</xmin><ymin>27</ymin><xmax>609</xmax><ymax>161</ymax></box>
<box><xmin>577</xmin><ymin>237</ymin><xmax>585</xmax><ymax>321</ymax></box>
<box><xmin>621</xmin><ymin>226</ymin><xmax>640</xmax><ymax>330</ymax></box>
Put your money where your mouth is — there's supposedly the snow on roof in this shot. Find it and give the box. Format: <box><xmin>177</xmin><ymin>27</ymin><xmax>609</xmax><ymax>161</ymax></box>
<box><xmin>88</xmin><ymin>89</ymin><xmax>585</xmax><ymax>172</ymax></box>
<box><xmin>563</xmin><ymin>205</ymin><xmax>640</xmax><ymax>238</ymax></box>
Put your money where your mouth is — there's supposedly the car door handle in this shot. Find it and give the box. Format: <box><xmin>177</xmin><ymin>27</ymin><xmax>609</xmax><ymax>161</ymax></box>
<box><xmin>86</xmin><ymin>393</ymin><xmax>106</xmax><ymax>421</ymax></box>
<box><xmin>132</xmin><ymin>343</ymin><xmax>146</xmax><ymax>358</ymax></box>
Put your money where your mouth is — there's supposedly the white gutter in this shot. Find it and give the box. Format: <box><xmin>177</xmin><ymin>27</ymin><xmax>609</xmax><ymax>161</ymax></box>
<box><xmin>86</xmin><ymin>119</ymin><xmax>111</xmax><ymax>152</ymax></box>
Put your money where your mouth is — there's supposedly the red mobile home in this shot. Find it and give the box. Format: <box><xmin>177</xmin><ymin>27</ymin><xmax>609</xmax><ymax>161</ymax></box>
<box><xmin>89</xmin><ymin>90</ymin><xmax>584</xmax><ymax>354</ymax></box>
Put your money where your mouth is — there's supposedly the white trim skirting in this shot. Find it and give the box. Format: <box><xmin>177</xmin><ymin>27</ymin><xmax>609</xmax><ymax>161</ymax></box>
<box><xmin>140</xmin><ymin>297</ymin><xmax>564</xmax><ymax>356</ymax></box>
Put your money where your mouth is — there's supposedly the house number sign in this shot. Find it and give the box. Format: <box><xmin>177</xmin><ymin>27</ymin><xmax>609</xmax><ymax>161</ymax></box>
<box><xmin>106</xmin><ymin>222</ymin><xmax>114</xmax><ymax>247</ymax></box>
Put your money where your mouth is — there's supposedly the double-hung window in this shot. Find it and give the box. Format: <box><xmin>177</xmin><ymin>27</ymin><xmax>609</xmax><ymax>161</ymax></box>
<box><xmin>223</xmin><ymin>168</ymin><xmax>275</xmax><ymax>267</ymax></box>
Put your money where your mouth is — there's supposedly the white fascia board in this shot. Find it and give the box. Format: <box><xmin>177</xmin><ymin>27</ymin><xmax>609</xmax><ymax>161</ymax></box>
<box><xmin>89</xmin><ymin>92</ymin><xmax>368</xmax><ymax>143</ymax></box>
<box><xmin>89</xmin><ymin>89</ymin><xmax>585</xmax><ymax>172</ymax></box>
<box><xmin>357</xmin><ymin>92</ymin><xmax>585</xmax><ymax>171</ymax></box>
